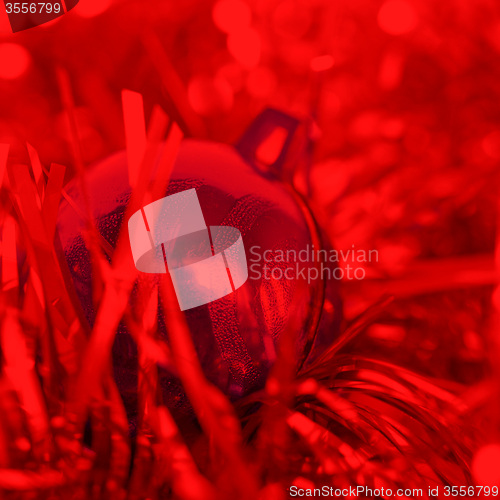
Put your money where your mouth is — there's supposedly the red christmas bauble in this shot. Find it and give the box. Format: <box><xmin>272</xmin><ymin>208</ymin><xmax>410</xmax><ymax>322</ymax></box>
<box><xmin>57</xmin><ymin>109</ymin><xmax>341</xmax><ymax>424</ymax></box>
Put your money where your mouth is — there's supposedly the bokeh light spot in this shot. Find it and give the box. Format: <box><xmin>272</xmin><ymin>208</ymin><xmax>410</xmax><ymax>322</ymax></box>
<box><xmin>488</xmin><ymin>22</ymin><xmax>500</xmax><ymax>53</ymax></box>
<box><xmin>188</xmin><ymin>75</ymin><xmax>234</xmax><ymax>116</ymax></box>
<box><xmin>246</xmin><ymin>67</ymin><xmax>277</xmax><ymax>99</ymax></box>
<box><xmin>75</xmin><ymin>0</ymin><xmax>112</xmax><ymax>18</ymax></box>
<box><xmin>350</xmin><ymin>112</ymin><xmax>380</xmax><ymax>140</ymax></box>
<box><xmin>273</xmin><ymin>0</ymin><xmax>312</xmax><ymax>40</ymax></box>
<box><xmin>310</xmin><ymin>55</ymin><xmax>334</xmax><ymax>72</ymax></box>
<box><xmin>212</xmin><ymin>0</ymin><xmax>251</xmax><ymax>34</ymax></box>
<box><xmin>472</xmin><ymin>444</ymin><xmax>500</xmax><ymax>485</ymax></box>
<box><xmin>216</xmin><ymin>63</ymin><xmax>245</xmax><ymax>92</ymax></box>
<box><xmin>378</xmin><ymin>0</ymin><xmax>418</xmax><ymax>36</ymax></box>
<box><xmin>378</xmin><ymin>51</ymin><xmax>404</xmax><ymax>89</ymax></box>
<box><xmin>227</xmin><ymin>28</ymin><xmax>261</xmax><ymax>69</ymax></box>
<box><xmin>381</xmin><ymin>118</ymin><xmax>405</xmax><ymax>138</ymax></box>
<box><xmin>492</xmin><ymin>288</ymin><xmax>500</xmax><ymax>310</ymax></box>
<box><xmin>482</xmin><ymin>130</ymin><xmax>500</xmax><ymax>159</ymax></box>
<box><xmin>0</xmin><ymin>43</ymin><xmax>30</xmax><ymax>80</ymax></box>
